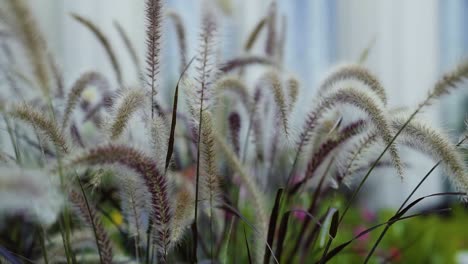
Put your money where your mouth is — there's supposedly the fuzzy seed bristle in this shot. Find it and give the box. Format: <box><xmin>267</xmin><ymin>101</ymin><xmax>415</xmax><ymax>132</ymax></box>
<box><xmin>72</xmin><ymin>14</ymin><xmax>122</xmax><ymax>85</ymax></box>
<box><xmin>228</xmin><ymin>112</ymin><xmax>241</xmax><ymax>156</ymax></box>
<box><xmin>392</xmin><ymin>115</ymin><xmax>468</xmax><ymax>192</ymax></box>
<box><xmin>261</xmin><ymin>70</ymin><xmax>289</xmax><ymax>135</ymax></box>
<box><xmin>62</xmin><ymin>71</ymin><xmax>109</xmax><ymax>131</ymax></box>
<box><xmin>319</xmin><ymin>64</ymin><xmax>387</xmax><ymax>105</ymax></box>
<box><xmin>200</xmin><ymin>112</ymin><xmax>221</xmax><ymax>204</ymax></box>
<box><xmin>145</xmin><ymin>0</ymin><xmax>164</xmax><ymax>118</ymax></box>
<box><xmin>8</xmin><ymin>0</ymin><xmax>50</xmax><ymax>95</ymax></box>
<box><xmin>287</xmin><ymin>76</ymin><xmax>299</xmax><ymax>110</ymax></box>
<box><xmin>10</xmin><ymin>103</ymin><xmax>69</xmax><ymax>154</ymax></box>
<box><xmin>171</xmin><ymin>188</ymin><xmax>194</xmax><ymax>244</ymax></box>
<box><xmin>109</xmin><ymin>89</ymin><xmax>146</xmax><ymax>141</ymax></box>
<box><xmin>299</xmin><ymin>86</ymin><xmax>403</xmax><ymax>177</ymax></box>
<box><xmin>69</xmin><ymin>144</ymin><xmax>172</xmax><ymax>259</ymax></box>
<box><xmin>214</xmin><ymin>76</ymin><xmax>251</xmax><ymax>111</ymax></box>
<box><xmin>69</xmin><ymin>190</ymin><xmax>113</xmax><ymax>264</ymax></box>
<box><xmin>167</xmin><ymin>10</ymin><xmax>187</xmax><ymax>74</ymax></box>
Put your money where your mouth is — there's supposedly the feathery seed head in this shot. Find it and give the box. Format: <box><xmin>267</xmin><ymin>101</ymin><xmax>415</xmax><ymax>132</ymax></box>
<box><xmin>9</xmin><ymin>103</ymin><xmax>69</xmax><ymax>154</ymax></box>
<box><xmin>260</xmin><ymin>70</ymin><xmax>289</xmax><ymax>135</ymax></box>
<box><xmin>300</xmin><ymin>86</ymin><xmax>402</xmax><ymax>176</ymax></box>
<box><xmin>8</xmin><ymin>0</ymin><xmax>50</xmax><ymax>96</ymax></box>
<box><xmin>214</xmin><ymin>76</ymin><xmax>251</xmax><ymax>108</ymax></box>
<box><xmin>228</xmin><ymin>112</ymin><xmax>241</xmax><ymax>155</ymax></box>
<box><xmin>62</xmin><ymin>71</ymin><xmax>110</xmax><ymax>131</ymax></box>
<box><xmin>108</xmin><ymin>89</ymin><xmax>146</xmax><ymax>141</ymax></box>
<box><xmin>287</xmin><ymin>76</ymin><xmax>300</xmax><ymax>110</ymax></box>
<box><xmin>171</xmin><ymin>188</ymin><xmax>194</xmax><ymax>244</ymax></box>
<box><xmin>145</xmin><ymin>0</ymin><xmax>164</xmax><ymax>116</ymax></box>
<box><xmin>0</xmin><ymin>167</ymin><xmax>63</xmax><ymax>226</ymax></box>
<box><xmin>392</xmin><ymin>114</ymin><xmax>468</xmax><ymax>193</ymax></box>
<box><xmin>69</xmin><ymin>144</ymin><xmax>172</xmax><ymax>255</ymax></box>
<box><xmin>319</xmin><ymin>64</ymin><xmax>387</xmax><ymax>105</ymax></box>
<box><xmin>69</xmin><ymin>189</ymin><xmax>113</xmax><ymax>264</ymax></box>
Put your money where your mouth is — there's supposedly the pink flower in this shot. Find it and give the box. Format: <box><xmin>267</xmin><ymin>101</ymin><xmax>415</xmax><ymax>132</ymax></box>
<box><xmin>292</xmin><ymin>209</ymin><xmax>306</xmax><ymax>222</ymax></box>
<box><xmin>361</xmin><ymin>208</ymin><xmax>377</xmax><ymax>222</ymax></box>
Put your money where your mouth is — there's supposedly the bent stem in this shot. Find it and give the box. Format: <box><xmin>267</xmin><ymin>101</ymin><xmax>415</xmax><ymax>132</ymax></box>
<box><xmin>364</xmin><ymin>136</ymin><xmax>467</xmax><ymax>263</ymax></box>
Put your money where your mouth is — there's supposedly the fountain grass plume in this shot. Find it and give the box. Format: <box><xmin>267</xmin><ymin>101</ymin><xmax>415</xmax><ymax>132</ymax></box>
<box><xmin>109</xmin><ymin>88</ymin><xmax>146</xmax><ymax>141</ymax></box>
<box><xmin>9</xmin><ymin>103</ymin><xmax>69</xmax><ymax>154</ymax></box>
<box><xmin>68</xmin><ymin>144</ymin><xmax>172</xmax><ymax>261</ymax></box>
<box><xmin>145</xmin><ymin>0</ymin><xmax>164</xmax><ymax>118</ymax></box>
<box><xmin>200</xmin><ymin>111</ymin><xmax>221</xmax><ymax>206</ymax></box>
<box><xmin>420</xmin><ymin>60</ymin><xmax>468</xmax><ymax>108</ymax></box>
<box><xmin>114</xmin><ymin>21</ymin><xmax>141</xmax><ymax>74</ymax></box>
<box><xmin>150</xmin><ymin>113</ymin><xmax>170</xmax><ymax>172</ymax></box>
<box><xmin>220</xmin><ymin>55</ymin><xmax>275</xmax><ymax>73</ymax></box>
<box><xmin>167</xmin><ymin>10</ymin><xmax>187</xmax><ymax>74</ymax></box>
<box><xmin>298</xmin><ymin>86</ymin><xmax>403</xmax><ymax>178</ymax></box>
<box><xmin>7</xmin><ymin>0</ymin><xmax>50</xmax><ymax>96</ymax></box>
<box><xmin>214</xmin><ymin>132</ymin><xmax>268</xmax><ymax>263</ymax></box>
<box><xmin>228</xmin><ymin>112</ymin><xmax>241</xmax><ymax>156</ymax></box>
<box><xmin>214</xmin><ymin>75</ymin><xmax>251</xmax><ymax>112</ymax></box>
<box><xmin>171</xmin><ymin>187</ymin><xmax>194</xmax><ymax>244</ymax></box>
<box><xmin>318</xmin><ymin>64</ymin><xmax>387</xmax><ymax>105</ymax></box>
<box><xmin>62</xmin><ymin>71</ymin><xmax>109</xmax><ymax>131</ymax></box>
<box><xmin>261</xmin><ymin>70</ymin><xmax>289</xmax><ymax>135</ymax></box>
<box><xmin>69</xmin><ymin>189</ymin><xmax>113</xmax><ymax>264</ymax></box>
<box><xmin>392</xmin><ymin>114</ymin><xmax>468</xmax><ymax>193</ymax></box>
<box><xmin>287</xmin><ymin>75</ymin><xmax>299</xmax><ymax>110</ymax></box>
<box><xmin>72</xmin><ymin>13</ymin><xmax>122</xmax><ymax>85</ymax></box>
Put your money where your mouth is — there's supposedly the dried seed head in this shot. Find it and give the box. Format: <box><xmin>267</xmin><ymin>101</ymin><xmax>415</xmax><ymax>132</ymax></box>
<box><xmin>8</xmin><ymin>0</ymin><xmax>50</xmax><ymax>96</ymax></box>
<box><xmin>430</xmin><ymin>60</ymin><xmax>468</xmax><ymax>103</ymax></box>
<box><xmin>214</xmin><ymin>76</ymin><xmax>251</xmax><ymax>110</ymax></box>
<box><xmin>319</xmin><ymin>64</ymin><xmax>387</xmax><ymax>105</ymax></box>
<box><xmin>69</xmin><ymin>190</ymin><xmax>113</xmax><ymax>264</ymax></box>
<box><xmin>392</xmin><ymin>114</ymin><xmax>468</xmax><ymax>193</ymax></box>
<box><xmin>214</xmin><ymin>132</ymin><xmax>268</xmax><ymax>260</ymax></box>
<box><xmin>62</xmin><ymin>71</ymin><xmax>109</xmax><ymax>131</ymax></box>
<box><xmin>260</xmin><ymin>70</ymin><xmax>289</xmax><ymax>135</ymax></box>
<box><xmin>300</xmin><ymin>86</ymin><xmax>403</xmax><ymax>176</ymax></box>
<box><xmin>69</xmin><ymin>145</ymin><xmax>172</xmax><ymax>256</ymax></box>
<box><xmin>287</xmin><ymin>76</ymin><xmax>300</xmax><ymax>110</ymax></box>
<box><xmin>150</xmin><ymin>114</ymin><xmax>170</xmax><ymax>172</ymax></box>
<box><xmin>9</xmin><ymin>103</ymin><xmax>69</xmax><ymax>154</ymax></box>
<box><xmin>171</xmin><ymin>188</ymin><xmax>194</xmax><ymax>244</ymax></box>
<box><xmin>200</xmin><ymin>112</ymin><xmax>221</xmax><ymax>205</ymax></box>
<box><xmin>72</xmin><ymin>14</ymin><xmax>122</xmax><ymax>85</ymax></box>
<box><xmin>108</xmin><ymin>89</ymin><xmax>146</xmax><ymax>141</ymax></box>
<box><xmin>166</xmin><ymin>10</ymin><xmax>187</xmax><ymax>73</ymax></box>
<box><xmin>228</xmin><ymin>112</ymin><xmax>241</xmax><ymax>156</ymax></box>
<box><xmin>193</xmin><ymin>7</ymin><xmax>218</xmax><ymax>113</ymax></box>
<box><xmin>145</xmin><ymin>0</ymin><xmax>164</xmax><ymax>118</ymax></box>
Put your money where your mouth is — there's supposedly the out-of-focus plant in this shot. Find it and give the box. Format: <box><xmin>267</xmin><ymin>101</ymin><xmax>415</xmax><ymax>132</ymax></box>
<box><xmin>0</xmin><ymin>0</ymin><xmax>467</xmax><ymax>263</ymax></box>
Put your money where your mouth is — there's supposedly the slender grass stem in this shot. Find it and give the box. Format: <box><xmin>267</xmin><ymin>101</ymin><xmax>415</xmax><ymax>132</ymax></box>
<box><xmin>38</xmin><ymin>227</ymin><xmax>49</xmax><ymax>264</ymax></box>
<box><xmin>364</xmin><ymin>136</ymin><xmax>467</xmax><ymax>263</ymax></box>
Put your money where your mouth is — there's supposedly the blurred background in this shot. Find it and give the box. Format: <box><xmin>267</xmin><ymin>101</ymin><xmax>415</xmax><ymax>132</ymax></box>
<box><xmin>18</xmin><ymin>0</ymin><xmax>468</xmax><ymax>209</ymax></box>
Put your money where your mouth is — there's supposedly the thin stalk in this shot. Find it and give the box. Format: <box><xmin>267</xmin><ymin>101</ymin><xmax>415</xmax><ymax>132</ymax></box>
<box><xmin>38</xmin><ymin>227</ymin><xmax>48</xmax><ymax>264</ymax></box>
<box><xmin>339</xmin><ymin>109</ymin><xmax>421</xmax><ymax>224</ymax></box>
<box><xmin>77</xmin><ymin>179</ymin><xmax>105</xmax><ymax>264</ymax></box>
<box><xmin>210</xmin><ymin>201</ymin><xmax>214</xmax><ymax>262</ymax></box>
<box><xmin>146</xmin><ymin>221</ymin><xmax>152</xmax><ymax>264</ymax></box>
<box><xmin>363</xmin><ymin>136</ymin><xmax>467</xmax><ymax>263</ymax></box>
<box><xmin>192</xmin><ymin>102</ymin><xmax>204</xmax><ymax>262</ymax></box>
<box><xmin>3</xmin><ymin>116</ymin><xmax>21</xmax><ymax>164</ymax></box>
